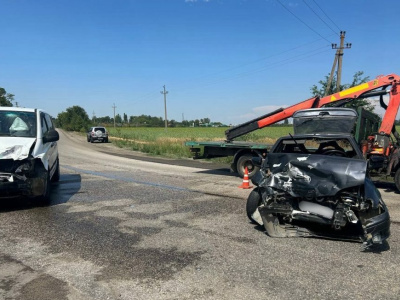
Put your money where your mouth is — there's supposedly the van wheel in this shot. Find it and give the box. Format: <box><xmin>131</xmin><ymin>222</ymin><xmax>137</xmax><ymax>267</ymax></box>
<box><xmin>51</xmin><ymin>158</ymin><xmax>60</xmax><ymax>182</ymax></box>
<box><xmin>237</xmin><ymin>155</ymin><xmax>259</xmax><ymax>179</ymax></box>
<box><xmin>38</xmin><ymin>171</ymin><xmax>51</xmax><ymax>206</ymax></box>
<box><xmin>395</xmin><ymin>169</ymin><xmax>400</xmax><ymax>192</ymax></box>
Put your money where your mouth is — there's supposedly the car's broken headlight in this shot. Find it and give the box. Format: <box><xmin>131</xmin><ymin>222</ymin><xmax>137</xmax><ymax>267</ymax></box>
<box><xmin>15</xmin><ymin>161</ymin><xmax>32</xmax><ymax>175</ymax></box>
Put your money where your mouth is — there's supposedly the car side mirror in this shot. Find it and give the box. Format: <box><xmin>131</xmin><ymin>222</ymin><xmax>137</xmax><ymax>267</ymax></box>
<box><xmin>251</xmin><ymin>156</ymin><xmax>263</xmax><ymax>167</ymax></box>
<box><xmin>43</xmin><ymin>129</ymin><xmax>59</xmax><ymax>143</ymax></box>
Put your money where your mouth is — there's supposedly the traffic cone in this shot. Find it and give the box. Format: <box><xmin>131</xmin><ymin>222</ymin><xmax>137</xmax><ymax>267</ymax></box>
<box><xmin>239</xmin><ymin>167</ymin><xmax>253</xmax><ymax>189</ymax></box>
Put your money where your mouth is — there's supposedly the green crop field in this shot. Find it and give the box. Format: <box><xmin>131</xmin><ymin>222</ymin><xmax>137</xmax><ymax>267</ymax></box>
<box><xmin>107</xmin><ymin>126</ymin><xmax>294</xmax><ymax>159</ymax></box>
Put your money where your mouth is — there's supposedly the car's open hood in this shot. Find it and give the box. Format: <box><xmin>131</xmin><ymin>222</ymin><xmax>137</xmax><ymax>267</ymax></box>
<box><xmin>0</xmin><ymin>137</ymin><xmax>35</xmax><ymax>160</ymax></box>
<box><xmin>293</xmin><ymin>108</ymin><xmax>357</xmax><ymax>135</ymax></box>
<box><xmin>265</xmin><ymin>153</ymin><xmax>367</xmax><ymax>197</ymax></box>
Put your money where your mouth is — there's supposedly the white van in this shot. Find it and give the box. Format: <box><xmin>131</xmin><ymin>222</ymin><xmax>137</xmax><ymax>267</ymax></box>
<box><xmin>0</xmin><ymin>107</ymin><xmax>60</xmax><ymax>203</ymax></box>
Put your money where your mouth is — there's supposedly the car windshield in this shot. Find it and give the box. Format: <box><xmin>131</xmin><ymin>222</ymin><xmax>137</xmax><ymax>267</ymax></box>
<box><xmin>276</xmin><ymin>137</ymin><xmax>359</xmax><ymax>158</ymax></box>
<box><xmin>0</xmin><ymin>111</ymin><xmax>37</xmax><ymax>137</ymax></box>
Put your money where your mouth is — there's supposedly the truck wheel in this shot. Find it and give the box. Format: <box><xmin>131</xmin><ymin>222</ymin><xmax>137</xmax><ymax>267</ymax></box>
<box><xmin>246</xmin><ymin>188</ymin><xmax>262</xmax><ymax>223</ymax></box>
<box><xmin>237</xmin><ymin>154</ymin><xmax>259</xmax><ymax>179</ymax></box>
<box><xmin>395</xmin><ymin>169</ymin><xmax>400</xmax><ymax>192</ymax></box>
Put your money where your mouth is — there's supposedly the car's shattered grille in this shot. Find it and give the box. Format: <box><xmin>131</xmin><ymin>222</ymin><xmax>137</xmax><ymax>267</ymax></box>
<box><xmin>0</xmin><ymin>159</ymin><xmax>19</xmax><ymax>173</ymax></box>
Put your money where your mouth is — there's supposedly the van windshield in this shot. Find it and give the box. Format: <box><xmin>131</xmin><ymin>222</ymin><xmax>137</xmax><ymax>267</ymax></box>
<box><xmin>0</xmin><ymin>111</ymin><xmax>37</xmax><ymax>137</ymax></box>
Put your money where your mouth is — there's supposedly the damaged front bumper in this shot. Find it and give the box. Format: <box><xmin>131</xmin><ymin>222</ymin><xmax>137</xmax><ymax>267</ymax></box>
<box><xmin>0</xmin><ymin>159</ymin><xmax>47</xmax><ymax>199</ymax></box>
<box><xmin>255</xmin><ymin>201</ymin><xmax>390</xmax><ymax>246</ymax></box>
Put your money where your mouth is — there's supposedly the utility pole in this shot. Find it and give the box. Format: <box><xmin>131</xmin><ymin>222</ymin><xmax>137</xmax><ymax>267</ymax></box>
<box><xmin>160</xmin><ymin>85</ymin><xmax>168</xmax><ymax>130</ymax></box>
<box><xmin>325</xmin><ymin>31</ymin><xmax>351</xmax><ymax>96</ymax></box>
<box><xmin>112</xmin><ymin>103</ymin><xmax>117</xmax><ymax>128</ymax></box>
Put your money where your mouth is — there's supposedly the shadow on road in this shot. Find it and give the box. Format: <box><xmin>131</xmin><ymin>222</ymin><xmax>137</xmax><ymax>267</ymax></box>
<box><xmin>195</xmin><ymin>168</ymin><xmax>237</xmax><ymax>177</ymax></box>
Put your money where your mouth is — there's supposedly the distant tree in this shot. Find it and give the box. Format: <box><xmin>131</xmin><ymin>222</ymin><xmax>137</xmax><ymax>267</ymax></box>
<box><xmin>123</xmin><ymin>113</ymin><xmax>128</xmax><ymax>123</ymax></box>
<box><xmin>181</xmin><ymin>120</ymin><xmax>190</xmax><ymax>127</ymax></box>
<box><xmin>95</xmin><ymin>116</ymin><xmax>112</xmax><ymax>124</ymax></box>
<box><xmin>56</xmin><ymin>106</ymin><xmax>91</xmax><ymax>132</ymax></box>
<box><xmin>115</xmin><ymin>114</ymin><xmax>122</xmax><ymax>124</ymax></box>
<box><xmin>311</xmin><ymin>71</ymin><xmax>374</xmax><ymax>111</ymax></box>
<box><xmin>169</xmin><ymin>119</ymin><xmax>177</xmax><ymax>127</ymax></box>
<box><xmin>0</xmin><ymin>87</ymin><xmax>14</xmax><ymax>107</ymax></box>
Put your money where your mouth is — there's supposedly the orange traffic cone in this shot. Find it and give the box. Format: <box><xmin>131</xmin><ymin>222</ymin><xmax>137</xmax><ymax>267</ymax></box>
<box><xmin>239</xmin><ymin>167</ymin><xmax>253</xmax><ymax>189</ymax></box>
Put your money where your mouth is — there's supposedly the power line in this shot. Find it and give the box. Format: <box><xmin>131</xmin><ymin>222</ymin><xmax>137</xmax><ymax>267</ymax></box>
<box><xmin>178</xmin><ymin>47</ymin><xmax>331</xmax><ymax>92</ymax></box>
<box><xmin>302</xmin><ymin>0</ymin><xmax>339</xmax><ymax>36</ymax></box>
<box><xmin>186</xmin><ymin>36</ymin><xmax>332</xmax><ymax>84</ymax></box>
<box><xmin>275</xmin><ymin>0</ymin><xmax>332</xmax><ymax>43</ymax></box>
<box><xmin>311</xmin><ymin>0</ymin><xmax>341</xmax><ymax>31</ymax></box>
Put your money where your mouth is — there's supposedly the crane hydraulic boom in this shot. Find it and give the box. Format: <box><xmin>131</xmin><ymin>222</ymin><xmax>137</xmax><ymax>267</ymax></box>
<box><xmin>225</xmin><ymin>74</ymin><xmax>400</xmax><ymax>141</ymax></box>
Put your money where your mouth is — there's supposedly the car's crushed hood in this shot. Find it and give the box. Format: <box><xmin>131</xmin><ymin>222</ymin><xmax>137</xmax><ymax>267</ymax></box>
<box><xmin>265</xmin><ymin>153</ymin><xmax>367</xmax><ymax>197</ymax></box>
<box><xmin>0</xmin><ymin>137</ymin><xmax>35</xmax><ymax>160</ymax></box>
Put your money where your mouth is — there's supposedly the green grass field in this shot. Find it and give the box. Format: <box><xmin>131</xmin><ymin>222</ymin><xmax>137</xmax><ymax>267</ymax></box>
<box><xmin>107</xmin><ymin>126</ymin><xmax>294</xmax><ymax>159</ymax></box>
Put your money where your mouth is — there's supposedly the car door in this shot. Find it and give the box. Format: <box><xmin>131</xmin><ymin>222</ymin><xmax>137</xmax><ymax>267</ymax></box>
<box><xmin>41</xmin><ymin>112</ymin><xmax>58</xmax><ymax>176</ymax></box>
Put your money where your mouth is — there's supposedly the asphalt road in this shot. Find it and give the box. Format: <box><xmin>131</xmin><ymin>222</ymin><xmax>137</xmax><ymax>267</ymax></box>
<box><xmin>1</xmin><ymin>130</ymin><xmax>400</xmax><ymax>300</ymax></box>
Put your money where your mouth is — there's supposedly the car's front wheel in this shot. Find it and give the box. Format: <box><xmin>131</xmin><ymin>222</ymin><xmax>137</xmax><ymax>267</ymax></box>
<box><xmin>246</xmin><ymin>188</ymin><xmax>262</xmax><ymax>223</ymax></box>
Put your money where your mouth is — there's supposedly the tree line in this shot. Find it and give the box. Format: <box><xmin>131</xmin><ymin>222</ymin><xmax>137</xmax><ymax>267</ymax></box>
<box><xmin>53</xmin><ymin>105</ymin><xmax>221</xmax><ymax>132</ymax></box>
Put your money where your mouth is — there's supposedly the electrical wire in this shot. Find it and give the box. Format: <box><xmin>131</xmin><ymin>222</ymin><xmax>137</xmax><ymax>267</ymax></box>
<box><xmin>186</xmin><ymin>36</ymin><xmax>332</xmax><ymax>83</ymax></box>
<box><xmin>302</xmin><ymin>0</ymin><xmax>339</xmax><ymax>36</ymax></box>
<box><xmin>311</xmin><ymin>0</ymin><xmax>341</xmax><ymax>31</ymax></box>
<box><xmin>178</xmin><ymin>47</ymin><xmax>331</xmax><ymax>92</ymax></box>
<box><xmin>275</xmin><ymin>0</ymin><xmax>332</xmax><ymax>43</ymax></box>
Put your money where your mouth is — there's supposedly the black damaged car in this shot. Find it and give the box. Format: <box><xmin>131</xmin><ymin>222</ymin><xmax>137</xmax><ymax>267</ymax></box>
<box><xmin>246</xmin><ymin>108</ymin><xmax>390</xmax><ymax>248</ymax></box>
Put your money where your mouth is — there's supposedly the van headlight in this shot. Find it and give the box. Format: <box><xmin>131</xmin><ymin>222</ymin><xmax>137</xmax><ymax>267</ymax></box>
<box><xmin>15</xmin><ymin>161</ymin><xmax>32</xmax><ymax>175</ymax></box>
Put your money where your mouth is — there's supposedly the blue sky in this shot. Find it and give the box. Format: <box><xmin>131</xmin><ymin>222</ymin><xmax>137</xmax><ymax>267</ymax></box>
<box><xmin>1</xmin><ymin>0</ymin><xmax>399</xmax><ymax>125</ymax></box>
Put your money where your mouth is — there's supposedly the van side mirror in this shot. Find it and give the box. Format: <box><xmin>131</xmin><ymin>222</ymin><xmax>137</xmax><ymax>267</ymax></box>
<box><xmin>43</xmin><ymin>129</ymin><xmax>59</xmax><ymax>143</ymax></box>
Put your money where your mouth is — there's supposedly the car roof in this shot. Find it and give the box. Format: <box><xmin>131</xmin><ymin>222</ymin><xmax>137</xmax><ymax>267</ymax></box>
<box><xmin>0</xmin><ymin>107</ymin><xmax>36</xmax><ymax>113</ymax></box>
<box><xmin>0</xmin><ymin>107</ymin><xmax>51</xmax><ymax>115</ymax></box>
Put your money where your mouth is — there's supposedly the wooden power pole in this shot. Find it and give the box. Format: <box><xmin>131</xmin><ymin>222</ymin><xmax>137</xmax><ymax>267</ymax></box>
<box><xmin>160</xmin><ymin>85</ymin><xmax>168</xmax><ymax>130</ymax></box>
<box><xmin>112</xmin><ymin>103</ymin><xmax>117</xmax><ymax>128</ymax></box>
<box><xmin>325</xmin><ymin>31</ymin><xmax>352</xmax><ymax>96</ymax></box>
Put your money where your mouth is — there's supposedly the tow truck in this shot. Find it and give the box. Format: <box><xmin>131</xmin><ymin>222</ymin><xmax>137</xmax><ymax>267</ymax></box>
<box><xmin>186</xmin><ymin>74</ymin><xmax>400</xmax><ymax>190</ymax></box>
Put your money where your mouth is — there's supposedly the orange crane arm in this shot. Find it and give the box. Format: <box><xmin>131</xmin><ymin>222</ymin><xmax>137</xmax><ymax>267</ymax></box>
<box><xmin>225</xmin><ymin>74</ymin><xmax>400</xmax><ymax>141</ymax></box>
